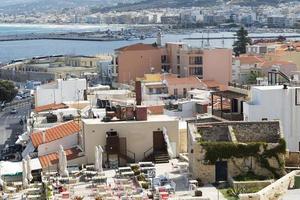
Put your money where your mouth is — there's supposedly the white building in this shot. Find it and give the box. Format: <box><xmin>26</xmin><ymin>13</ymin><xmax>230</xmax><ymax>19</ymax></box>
<box><xmin>244</xmin><ymin>85</ymin><xmax>300</xmax><ymax>151</ymax></box>
<box><xmin>35</xmin><ymin>78</ymin><xmax>87</xmax><ymax>107</ymax></box>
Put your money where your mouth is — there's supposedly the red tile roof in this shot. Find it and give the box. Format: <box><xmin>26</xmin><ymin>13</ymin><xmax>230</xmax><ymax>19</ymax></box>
<box><xmin>238</xmin><ymin>56</ymin><xmax>265</xmax><ymax>65</ymax></box>
<box><xmin>164</xmin><ymin>76</ymin><xmax>205</xmax><ymax>86</ymax></box>
<box><xmin>39</xmin><ymin>147</ymin><xmax>82</xmax><ymax>168</ymax></box>
<box><xmin>115</xmin><ymin>43</ymin><xmax>159</xmax><ymax>51</ymax></box>
<box><xmin>261</xmin><ymin>60</ymin><xmax>296</xmax><ymax>68</ymax></box>
<box><xmin>30</xmin><ymin>121</ymin><xmax>80</xmax><ymax>148</ymax></box>
<box><xmin>35</xmin><ymin>103</ymin><xmax>68</xmax><ymax>113</ymax></box>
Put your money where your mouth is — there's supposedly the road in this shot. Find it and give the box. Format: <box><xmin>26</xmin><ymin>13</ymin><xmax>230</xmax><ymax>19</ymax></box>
<box><xmin>0</xmin><ymin>102</ymin><xmax>31</xmax><ymax>151</ymax></box>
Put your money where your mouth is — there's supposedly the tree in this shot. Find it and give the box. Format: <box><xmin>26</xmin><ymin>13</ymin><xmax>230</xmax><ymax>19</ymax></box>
<box><xmin>233</xmin><ymin>27</ymin><xmax>252</xmax><ymax>56</ymax></box>
<box><xmin>0</xmin><ymin>80</ymin><xmax>18</xmax><ymax>103</ymax></box>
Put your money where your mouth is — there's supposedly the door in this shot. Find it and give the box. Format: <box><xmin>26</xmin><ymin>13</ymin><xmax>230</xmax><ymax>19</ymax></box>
<box><xmin>231</xmin><ymin>99</ymin><xmax>238</xmax><ymax>113</ymax></box>
<box><xmin>215</xmin><ymin>161</ymin><xmax>228</xmax><ymax>182</ymax></box>
<box><xmin>153</xmin><ymin>131</ymin><xmax>165</xmax><ymax>152</ymax></box>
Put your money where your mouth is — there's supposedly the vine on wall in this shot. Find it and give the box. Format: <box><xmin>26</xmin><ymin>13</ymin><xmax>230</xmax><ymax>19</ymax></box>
<box><xmin>199</xmin><ymin>139</ymin><xmax>286</xmax><ymax>178</ymax></box>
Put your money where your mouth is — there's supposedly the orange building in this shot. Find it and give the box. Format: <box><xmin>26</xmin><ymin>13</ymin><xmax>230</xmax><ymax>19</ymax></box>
<box><xmin>113</xmin><ymin>42</ymin><xmax>232</xmax><ymax>85</ymax></box>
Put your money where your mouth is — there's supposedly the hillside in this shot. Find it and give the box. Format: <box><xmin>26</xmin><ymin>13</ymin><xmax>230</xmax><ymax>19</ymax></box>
<box><xmin>98</xmin><ymin>0</ymin><xmax>298</xmax><ymax>12</ymax></box>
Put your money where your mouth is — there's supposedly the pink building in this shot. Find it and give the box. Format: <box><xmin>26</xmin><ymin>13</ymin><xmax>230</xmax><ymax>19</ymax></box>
<box><xmin>114</xmin><ymin>42</ymin><xmax>232</xmax><ymax>85</ymax></box>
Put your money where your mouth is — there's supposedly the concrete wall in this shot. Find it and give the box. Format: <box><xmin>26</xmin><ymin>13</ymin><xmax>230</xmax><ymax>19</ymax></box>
<box><xmin>38</xmin><ymin>133</ymin><xmax>79</xmax><ymax>157</ymax></box>
<box><xmin>35</xmin><ymin>78</ymin><xmax>87</xmax><ymax>107</ymax></box>
<box><xmin>203</xmin><ymin>48</ymin><xmax>232</xmax><ymax>85</ymax></box>
<box><xmin>244</xmin><ymin>86</ymin><xmax>300</xmax><ymax>151</ymax></box>
<box><xmin>117</xmin><ymin>49</ymin><xmax>162</xmax><ymax>83</ymax></box>
<box><xmin>82</xmin><ymin>118</ymin><xmax>179</xmax><ymax>164</ymax></box>
<box><xmin>239</xmin><ymin>170</ymin><xmax>300</xmax><ymax>200</ymax></box>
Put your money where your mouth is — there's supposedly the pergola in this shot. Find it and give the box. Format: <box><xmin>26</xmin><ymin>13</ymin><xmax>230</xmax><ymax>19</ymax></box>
<box><xmin>211</xmin><ymin>90</ymin><xmax>247</xmax><ymax>121</ymax></box>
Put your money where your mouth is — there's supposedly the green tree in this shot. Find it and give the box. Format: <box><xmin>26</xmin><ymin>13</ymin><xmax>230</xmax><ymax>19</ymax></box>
<box><xmin>0</xmin><ymin>80</ymin><xmax>18</xmax><ymax>103</ymax></box>
<box><xmin>233</xmin><ymin>27</ymin><xmax>252</xmax><ymax>56</ymax></box>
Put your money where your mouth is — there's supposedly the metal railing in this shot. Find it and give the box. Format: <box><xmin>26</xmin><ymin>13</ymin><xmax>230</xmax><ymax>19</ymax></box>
<box><xmin>144</xmin><ymin>147</ymin><xmax>153</xmax><ymax>160</ymax></box>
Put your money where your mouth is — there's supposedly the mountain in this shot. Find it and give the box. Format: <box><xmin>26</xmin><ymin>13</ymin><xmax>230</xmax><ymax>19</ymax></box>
<box><xmin>98</xmin><ymin>0</ymin><xmax>299</xmax><ymax>12</ymax></box>
<box><xmin>0</xmin><ymin>0</ymin><xmax>139</xmax><ymax>13</ymax></box>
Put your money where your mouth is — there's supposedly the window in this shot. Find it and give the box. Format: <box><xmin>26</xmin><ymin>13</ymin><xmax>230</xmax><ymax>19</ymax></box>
<box><xmin>183</xmin><ymin>88</ymin><xmax>187</xmax><ymax>97</ymax></box>
<box><xmin>177</xmin><ymin>66</ymin><xmax>180</xmax><ymax>74</ymax></box>
<box><xmin>148</xmin><ymin>88</ymin><xmax>153</xmax><ymax>94</ymax></box>
<box><xmin>174</xmin><ymin>89</ymin><xmax>178</xmax><ymax>96</ymax></box>
<box><xmin>189</xmin><ymin>56</ymin><xmax>203</xmax><ymax>65</ymax></box>
<box><xmin>296</xmin><ymin>88</ymin><xmax>300</xmax><ymax>105</ymax></box>
<box><xmin>177</xmin><ymin>56</ymin><xmax>180</xmax><ymax>64</ymax></box>
<box><xmin>189</xmin><ymin>67</ymin><xmax>203</xmax><ymax>76</ymax></box>
<box><xmin>161</xmin><ymin>55</ymin><xmax>168</xmax><ymax>63</ymax></box>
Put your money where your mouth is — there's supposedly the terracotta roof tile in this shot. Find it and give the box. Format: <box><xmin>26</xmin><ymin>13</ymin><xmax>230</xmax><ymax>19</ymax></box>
<box><xmin>261</xmin><ymin>60</ymin><xmax>296</xmax><ymax>68</ymax></box>
<box><xmin>39</xmin><ymin>147</ymin><xmax>82</xmax><ymax>168</ymax></box>
<box><xmin>35</xmin><ymin>103</ymin><xmax>68</xmax><ymax>113</ymax></box>
<box><xmin>164</xmin><ymin>76</ymin><xmax>206</xmax><ymax>86</ymax></box>
<box><xmin>30</xmin><ymin>121</ymin><xmax>80</xmax><ymax>148</ymax></box>
<box><xmin>238</xmin><ymin>56</ymin><xmax>265</xmax><ymax>65</ymax></box>
<box><xmin>115</xmin><ymin>43</ymin><xmax>159</xmax><ymax>51</ymax></box>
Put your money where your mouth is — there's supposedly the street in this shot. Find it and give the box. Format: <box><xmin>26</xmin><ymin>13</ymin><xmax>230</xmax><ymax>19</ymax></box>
<box><xmin>0</xmin><ymin>102</ymin><xmax>31</xmax><ymax>152</ymax></box>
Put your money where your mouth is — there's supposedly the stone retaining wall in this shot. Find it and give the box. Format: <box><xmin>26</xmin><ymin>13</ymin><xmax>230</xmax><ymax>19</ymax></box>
<box><xmin>239</xmin><ymin>170</ymin><xmax>300</xmax><ymax>200</ymax></box>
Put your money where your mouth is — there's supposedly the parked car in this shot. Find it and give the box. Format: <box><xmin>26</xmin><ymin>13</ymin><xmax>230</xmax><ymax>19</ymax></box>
<box><xmin>10</xmin><ymin>108</ymin><xmax>18</xmax><ymax>114</ymax></box>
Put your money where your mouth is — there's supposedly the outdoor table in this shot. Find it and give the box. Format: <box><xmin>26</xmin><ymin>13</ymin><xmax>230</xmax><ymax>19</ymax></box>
<box><xmin>86</xmin><ymin>165</ymin><xmax>95</xmax><ymax>171</ymax></box>
<box><xmin>85</xmin><ymin>170</ymin><xmax>97</xmax><ymax>176</ymax></box>
<box><xmin>120</xmin><ymin>171</ymin><xmax>134</xmax><ymax>177</ymax></box>
<box><xmin>92</xmin><ymin>175</ymin><xmax>107</xmax><ymax>183</ymax></box>
<box><xmin>26</xmin><ymin>187</ymin><xmax>41</xmax><ymax>195</ymax></box>
<box><xmin>27</xmin><ymin>194</ymin><xmax>41</xmax><ymax>200</ymax></box>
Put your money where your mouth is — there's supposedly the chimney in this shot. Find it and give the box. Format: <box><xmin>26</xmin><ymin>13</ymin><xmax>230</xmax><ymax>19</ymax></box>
<box><xmin>42</xmin><ymin>130</ymin><xmax>46</xmax><ymax>143</ymax></box>
<box><xmin>135</xmin><ymin>81</ymin><xmax>142</xmax><ymax>106</ymax></box>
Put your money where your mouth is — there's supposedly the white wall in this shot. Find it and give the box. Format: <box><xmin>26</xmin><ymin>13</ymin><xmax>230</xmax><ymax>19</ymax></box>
<box><xmin>36</xmin><ymin>79</ymin><xmax>87</xmax><ymax>107</ymax></box>
<box><xmin>38</xmin><ymin>133</ymin><xmax>79</xmax><ymax>156</ymax></box>
<box><xmin>244</xmin><ymin>86</ymin><xmax>300</xmax><ymax>151</ymax></box>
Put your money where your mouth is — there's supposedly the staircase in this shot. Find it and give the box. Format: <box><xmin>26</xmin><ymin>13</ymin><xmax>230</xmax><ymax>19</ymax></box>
<box><xmin>154</xmin><ymin>151</ymin><xmax>169</xmax><ymax>164</ymax></box>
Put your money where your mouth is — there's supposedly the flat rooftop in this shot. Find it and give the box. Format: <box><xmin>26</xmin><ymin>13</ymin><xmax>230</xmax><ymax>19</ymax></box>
<box><xmin>82</xmin><ymin>114</ymin><xmax>178</xmax><ymax>125</ymax></box>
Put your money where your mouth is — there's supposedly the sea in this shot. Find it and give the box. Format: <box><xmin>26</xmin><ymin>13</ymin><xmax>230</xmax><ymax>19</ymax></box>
<box><xmin>0</xmin><ymin>23</ymin><xmax>300</xmax><ymax>63</ymax></box>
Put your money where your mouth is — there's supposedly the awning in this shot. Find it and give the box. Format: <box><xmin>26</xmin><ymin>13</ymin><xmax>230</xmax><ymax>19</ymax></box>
<box><xmin>22</xmin><ymin>141</ymin><xmax>35</xmax><ymax>158</ymax></box>
<box><xmin>211</xmin><ymin>90</ymin><xmax>247</xmax><ymax>99</ymax></box>
<box><xmin>0</xmin><ymin>158</ymin><xmax>42</xmax><ymax>176</ymax></box>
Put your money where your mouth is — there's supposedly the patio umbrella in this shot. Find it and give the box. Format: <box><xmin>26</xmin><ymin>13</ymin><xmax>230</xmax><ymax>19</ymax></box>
<box><xmin>94</xmin><ymin>146</ymin><xmax>100</xmax><ymax>171</ymax></box>
<box><xmin>22</xmin><ymin>159</ymin><xmax>28</xmax><ymax>188</ymax></box>
<box><xmin>26</xmin><ymin>155</ymin><xmax>33</xmax><ymax>182</ymax></box>
<box><xmin>0</xmin><ymin>165</ymin><xmax>4</xmax><ymax>187</ymax></box>
<box><xmin>98</xmin><ymin>145</ymin><xmax>104</xmax><ymax>172</ymax></box>
<box><xmin>58</xmin><ymin>145</ymin><xmax>69</xmax><ymax>177</ymax></box>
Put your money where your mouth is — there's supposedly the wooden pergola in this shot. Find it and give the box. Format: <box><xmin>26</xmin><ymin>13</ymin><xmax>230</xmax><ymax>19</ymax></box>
<box><xmin>211</xmin><ymin>90</ymin><xmax>247</xmax><ymax>121</ymax></box>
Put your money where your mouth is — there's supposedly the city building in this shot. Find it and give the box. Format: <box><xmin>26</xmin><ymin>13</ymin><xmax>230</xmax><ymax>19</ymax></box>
<box><xmin>35</xmin><ymin>78</ymin><xmax>87</xmax><ymax>107</ymax></box>
<box><xmin>114</xmin><ymin>41</ymin><xmax>232</xmax><ymax>86</ymax></box>
<box><xmin>243</xmin><ymin>85</ymin><xmax>300</xmax><ymax>152</ymax></box>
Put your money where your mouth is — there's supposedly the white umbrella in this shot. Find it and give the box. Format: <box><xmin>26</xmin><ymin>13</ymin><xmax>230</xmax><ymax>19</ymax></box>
<box><xmin>22</xmin><ymin>159</ymin><xmax>28</xmax><ymax>188</ymax></box>
<box><xmin>26</xmin><ymin>155</ymin><xmax>33</xmax><ymax>182</ymax></box>
<box><xmin>94</xmin><ymin>146</ymin><xmax>100</xmax><ymax>172</ymax></box>
<box><xmin>58</xmin><ymin>145</ymin><xmax>69</xmax><ymax>177</ymax></box>
<box><xmin>98</xmin><ymin>145</ymin><xmax>103</xmax><ymax>172</ymax></box>
<box><xmin>0</xmin><ymin>165</ymin><xmax>4</xmax><ymax>187</ymax></box>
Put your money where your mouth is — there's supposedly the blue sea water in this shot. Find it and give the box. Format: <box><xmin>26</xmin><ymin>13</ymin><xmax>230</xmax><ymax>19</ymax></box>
<box><xmin>0</xmin><ymin>24</ymin><xmax>299</xmax><ymax>63</ymax></box>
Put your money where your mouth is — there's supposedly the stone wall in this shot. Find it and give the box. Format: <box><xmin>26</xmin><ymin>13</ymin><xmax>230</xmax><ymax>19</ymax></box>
<box><xmin>285</xmin><ymin>151</ymin><xmax>300</xmax><ymax>167</ymax></box>
<box><xmin>233</xmin><ymin>122</ymin><xmax>280</xmax><ymax>143</ymax></box>
<box><xmin>239</xmin><ymin>170</ymin><xmax>300</xmax><ymax>200</ymax></box>
<box><xmin>228</xmin><ymin>176</ymin><xmax>274</xmax><ymax>191</ymax></box>
<box><xmin>190</xmin><ymin>143</ymin><xmax>285</xmax><ymax>184</ymax></box>
<box><xmin>0</xmin><ymin>68</ymin><xmax>55</xmax><ymax>83</ymax></box>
